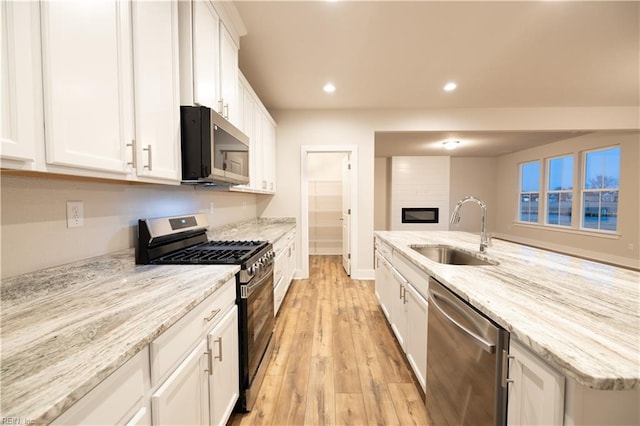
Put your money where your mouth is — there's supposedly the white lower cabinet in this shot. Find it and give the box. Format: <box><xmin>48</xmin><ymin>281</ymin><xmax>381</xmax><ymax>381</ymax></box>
<box><xmin>374</xmin><ymin>252</ymin><xmax>392</xmax><ymax>320</ymax></box>
<box><xmin>375</xmin><ymin>241</ymin><xmax>428</xmax><ymax>395</ymax></box>
<box><xmin>208</xmin><ymin>306</ymin><xmax>239</xmax><ymax>426</ymax></box>
<box><xmin>152</xmin><ymin>340</ymin><xmax>209</xmax><ymax>426</ymax></box>
<box><xmin>274</xmin><ymin>231</ymin><xmax>296</xmax><ymax>316</ymax></box>
<box><xmin>507</xmin><ymin>339</ymin><xmax>565</xmax><ymax>426</ymax></box>
<box><xmin>404</xmin><ymin>283</ymin><xmax>428</xmax><ymax>392</ymax></box>
<box><xmin>389</xmin><ymin>266</ymin><xmax>409</xmax><ymax>349</ymax></box>
<box><xmin>51</xmin><ymin>348</ymin><xmax>151</xmax><ymax>426</ymax></box>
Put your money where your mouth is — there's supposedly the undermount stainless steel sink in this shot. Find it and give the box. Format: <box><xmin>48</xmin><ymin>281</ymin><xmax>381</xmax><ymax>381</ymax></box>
<box><xmin>410</xmin><ymin>245</ymin><xmax>498</xmax><ymax>266</ymax></box>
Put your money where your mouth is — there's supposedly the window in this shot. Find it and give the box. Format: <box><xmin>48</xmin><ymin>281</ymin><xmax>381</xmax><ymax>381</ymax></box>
<box><xmin>582</xmin><ymin>147</ymin><xmax>620</xmax><ymax>232</ymax></box>
<box><xmin>519</xmin><ymin>161</ymin><xmax>540</xmax><ymax>223</ymax></box>
<box><xmin>546</xmin><ymin>155</ymin><xmax>573</xmax><ymax>226</ymax></box>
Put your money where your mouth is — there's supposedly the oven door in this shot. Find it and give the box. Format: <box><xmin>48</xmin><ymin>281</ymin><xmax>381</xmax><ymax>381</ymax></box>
<box><xmin>237</xmin><ymin>262</ymin><xmax>274</xmax><ymax>411</ymax></box>
<box><xmin>245</xmin><ymin>263</ymin><xmax>274</xmax><ymax>380</ymax></box>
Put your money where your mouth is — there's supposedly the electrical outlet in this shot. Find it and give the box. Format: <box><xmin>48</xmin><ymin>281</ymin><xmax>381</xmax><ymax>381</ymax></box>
<box><xmin>209</xmin><ymin>202</ymin><xmax>215</xmax><ymax>214</ymax></box>
<box><xmin>67</xmin><ymin>201</ymin><xmax>84</xmax><ymax>228</ymax></box>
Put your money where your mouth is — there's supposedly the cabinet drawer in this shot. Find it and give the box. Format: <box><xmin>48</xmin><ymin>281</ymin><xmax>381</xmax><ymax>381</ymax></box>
<box><xmin>393</xmin><ymin>252</ymin><xmax>428</xmax><ymax>299</ymax></box>
<box><xmin>273</xmin><ymin>230</ymin><xmax>295</xmax><ymax>256</ymax></box>
<box><xmin>375</xmin><ymin>239</ymin><xmax>393</xmax><ymax>261</ymax></box>
<box><xmin>51</xmin><ymin>347</ymin><xmax>149</xmax><ymax>426</ymax></box>
<box><xmin>150</xmin><ymin>277</ymin><xmax>236</xmax><ymax>386</ymax></box>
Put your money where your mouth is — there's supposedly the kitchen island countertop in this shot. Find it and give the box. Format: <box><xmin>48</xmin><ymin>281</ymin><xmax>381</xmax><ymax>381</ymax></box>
<box><xmin>375</xmin><ymin>231</ymin><xmax>640</xmax><ymax>391</ymax></box>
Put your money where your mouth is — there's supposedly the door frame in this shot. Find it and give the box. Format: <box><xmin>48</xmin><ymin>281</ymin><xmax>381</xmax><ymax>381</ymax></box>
<box><xmin>300</xmin><ymin>145</ymin><xmax>358</xmax><ymax>279</ymax></box>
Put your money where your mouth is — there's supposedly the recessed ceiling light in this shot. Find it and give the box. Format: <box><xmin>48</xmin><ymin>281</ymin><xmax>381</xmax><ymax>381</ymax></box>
<box><xmin>443</xmin><ymin>140</ymin><xmax>460</xmax><ymax>150</ymax></box>
<box><xmin>323</xmin><ymin>82</ymin><xmax>336</xmax><ymax>93</ymax></box>
<box><xmin>443</xmin><ymin>82</ymin><xmax>457</xmax><ymax>92</ymax></box>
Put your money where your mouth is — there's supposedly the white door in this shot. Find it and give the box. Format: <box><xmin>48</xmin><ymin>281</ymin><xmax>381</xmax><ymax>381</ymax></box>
<box><xmin>41</xmin><ymin>0</ymin><xmax>133</xmax><ymax>173</ymax></box>
<box><xmin>507</xmin><ymin>339</ymin><xmax>565</xmax><ymax>426</ymax></box>
<box><xmin>192</xmin><ymin>0</ymin><xmax>219</xmax><ymax>109</ymax></box>
<box><xmin>342</xmin><ymin>154</ymin><xmax>351</xmax><ymax>275</ymax></box>
<box><xmin>131</xmin><ymin>0</ymin><xmax>180</xmax><ymax>181</ymax></box>
<box><xmin>1</xmin><ymin>1</ymin><xmax>41</xmax><ymax>164</ymax></box>
<box><xmin>208</xmin><ymin>306</ymin><xmax>239</xmax><ymax>426</ymax></box>
<box><xmin>152</xmin><ymin>340</ymin><xmax>209</xmax><ymax>426</ymax></box>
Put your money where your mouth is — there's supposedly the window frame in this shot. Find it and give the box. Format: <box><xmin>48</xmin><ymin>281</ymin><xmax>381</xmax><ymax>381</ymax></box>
<box><xmin>544</xmin><ymin>154</ymin><xmax>574</xmax><ymax>228</ymax></box>
<box><xmin>579</xmin><ymin>146</ymin><xmax>620</xmax><ymax>233</ymax></box>
<box><xmin>517</xmin><ymin>160</ymin><xmax>541</xmax><ymax>224</ymax></box>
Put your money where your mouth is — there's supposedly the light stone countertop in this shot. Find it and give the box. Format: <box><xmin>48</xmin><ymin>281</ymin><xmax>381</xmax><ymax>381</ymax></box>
<box><xmin>0</xmin><ymin>249</ymin><xmax>239</xmax><ymax>424</ymax></box>
<box><xmin>375</xmin><ymin>231</ymin><xmax>640</xmax><ymax>391</ymax></box>
<box><xmin>208</xmin><ymin>217</ymin><xmax>295</xmax><ymax>248</ymax></box>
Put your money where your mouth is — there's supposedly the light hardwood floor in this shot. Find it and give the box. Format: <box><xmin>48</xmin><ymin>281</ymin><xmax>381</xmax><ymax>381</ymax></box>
<box><xmin>228</xmin><ymin>255</ymin><xmax>431</xmax><ymax>426</ymax></box>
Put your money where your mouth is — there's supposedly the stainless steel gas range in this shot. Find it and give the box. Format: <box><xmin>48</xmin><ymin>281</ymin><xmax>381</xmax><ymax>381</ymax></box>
<box><xmin>135</xmin><ymin>213</ymin><xmax>274</xmax><ymax>412</ymax></box>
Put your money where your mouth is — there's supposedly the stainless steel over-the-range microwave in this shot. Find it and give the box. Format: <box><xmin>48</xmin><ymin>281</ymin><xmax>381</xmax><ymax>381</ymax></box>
<box><xmin>180</xmin><ymin>105</ymin><xmax>250</xmax><ymax>186</ymax></box>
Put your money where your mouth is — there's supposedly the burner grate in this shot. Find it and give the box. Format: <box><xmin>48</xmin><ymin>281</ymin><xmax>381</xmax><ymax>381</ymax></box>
<box><xmin>156</xmin><ymin>240</ymin><xmax>269</xmax><ymax>265</ymax></box>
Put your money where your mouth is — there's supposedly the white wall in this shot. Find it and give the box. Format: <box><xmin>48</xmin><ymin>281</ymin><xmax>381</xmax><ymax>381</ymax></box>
<box><xmin>257</xmin><ymin>106</ymin><xmax>638</xmax><ymax>279</ymax></box>
<box><xmin>390</xmin><ymin>156</ymin><xmax>450</xmax><ymax>231</ymax></box>
<box><xmin>449</xmin><ymin>157</ymin><xmax>499</xmax><ymax>233</ymax></box>
<box><xmin>0</xmin><ymin>175</ymin><xmax>258</xmax><ymax>278</ymax></box>
<box><xmin>493</xmin><ymin>131</ymin><xmax>640</xmax><ymax>268</ymax></box>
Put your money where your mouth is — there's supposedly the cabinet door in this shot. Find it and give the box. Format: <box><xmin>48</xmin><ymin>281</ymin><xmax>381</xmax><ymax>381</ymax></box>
<box><xmin>131</xmin><ymin>0</ymin><xmax>180</xmax><ymax>182</ymax></box>
<box><xmin>208</xmin><ymin>306</ymin><xmax>239</xmax><ymax>426</ymax></box>
<box><xmin>192</xmin><ymin>0</ymin><xmax>219</xmax><ymax>109</ymax></box>
<box><xmin>1</xmin><ymin>1</ymin><xmax>41</xmax><ymax>165</ymax></box>
<box><xmin>262</xmin><ymin>115</ymin><xmax>277</xmax><ymax>193</ymax></box>
<box><xmin>152</xmin><ymin>340</ymin><xmax>209</xmax><ymax>426</ymax></box>
<box><xmin>405</xmin><ymin>284</ymin><xmax>428</xmax><ymax>392</ymax></box>
<box><xmin>507</xmin><ymin>339</ymin><xmax>565</xmax><ymax>426</ymax></box>
<box><xmin>254</xmin><ymin>103</ymin><xmax>265</xmax><ymax>191</ymax></box>
<box><xmin>218</xmin><ymin>22</ymin><xmax>238</xmax><ymax>126</ymax></box>
<box><xmin>375</xmin><ymin>253</ymin><xmax>392</xmax><ymax>320</ymax></box>
<box><xmin>390</xmin><ymin>268</ymin><xmax>408</xmax><ymax>349</ymax></box>
<box><xmin>40</xmin><ymin>0</ymin><xmax>133</xmax><ymax>173</ymax></box>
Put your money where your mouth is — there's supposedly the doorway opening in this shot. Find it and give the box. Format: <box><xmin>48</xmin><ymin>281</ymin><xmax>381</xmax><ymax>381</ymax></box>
<box><xmin>300</xmin><ymin>145</ymin><xmax>358</xmax><ymax>279</ymax></box>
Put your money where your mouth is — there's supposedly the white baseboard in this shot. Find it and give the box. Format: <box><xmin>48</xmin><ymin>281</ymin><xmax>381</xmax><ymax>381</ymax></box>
<box><xmin>352</xmin><ymin>269</ymin><xmax>375</xmax><ymax>280</ymax></box>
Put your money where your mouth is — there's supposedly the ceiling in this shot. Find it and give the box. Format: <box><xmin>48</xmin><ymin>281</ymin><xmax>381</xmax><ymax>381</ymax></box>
<box><xmin>234</xmin><ymin>1</ymin><xmax>639</xmax><ymax>157</ymax></box>
<box><xmin>374</xmin><ymin>130</ymin><xmax>594</xmax><ymax>158</ymax></box>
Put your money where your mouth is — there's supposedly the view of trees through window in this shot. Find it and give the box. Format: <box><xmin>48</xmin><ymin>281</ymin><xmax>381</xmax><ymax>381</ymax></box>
<box><xmin>519</xmin><ymin>161</ymin><xmax>540</xmax><ymax>222</ymax></box>
<box><xmin>582</xmin><ymin>147</ymin><xmax>620</xmax><ymax>231</ymax></box>
<box><xmin>518</xmin><ymin>146</ymin><xmax>620</xmax><ymax>233</ymax></box>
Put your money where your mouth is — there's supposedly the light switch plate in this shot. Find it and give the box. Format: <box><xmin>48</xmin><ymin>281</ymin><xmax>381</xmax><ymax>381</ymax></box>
<box><xmin>67</xmin><ymin>201</ymin><xmax>84</xmax><ymax>228</ymax></box>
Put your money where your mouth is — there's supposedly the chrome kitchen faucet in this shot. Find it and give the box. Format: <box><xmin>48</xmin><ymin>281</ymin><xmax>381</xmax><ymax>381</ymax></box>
<box><xmin>450</xmin><ymin>196</ymin><xmax>491</xmax><ymax>253</ymax></box>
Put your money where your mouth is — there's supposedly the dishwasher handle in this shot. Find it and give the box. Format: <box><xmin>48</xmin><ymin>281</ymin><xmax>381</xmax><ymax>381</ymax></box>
<box><xmin>428</xmin><ymin>289</ymin><xmax>496</xmax><ymax>354</ymax></box>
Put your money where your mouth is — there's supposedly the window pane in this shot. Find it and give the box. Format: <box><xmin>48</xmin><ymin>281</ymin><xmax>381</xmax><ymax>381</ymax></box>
<box><xmin>547</xmin><ymin>192</ymin><xmax>572</xmax><ymax>226</ymax></box>
<box><xmin>582</xmin><ymin>191</ymin><xmax>618</xmax><ymax>231</ymax></box>
<box><xmin>585</xmin><ymin>147</ymin><xmax>620</xmax><ymax>189</ymax></box>
<box><xmin>548</xmin><ymin>156</ymin><xmax>573</xmax><ymax>190</ymax></box>
<box><xmin>521</xmin><ymin>162</ymin><xmax>540</xmax><ymax>192</ymax></box>
<box><xmin>520</xmin><ymin>193</ymin><xmax>539</xmax><ymax>222</ymax></box>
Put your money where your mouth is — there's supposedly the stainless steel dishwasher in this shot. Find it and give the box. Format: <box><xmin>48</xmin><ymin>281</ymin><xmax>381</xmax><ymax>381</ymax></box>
<box><xmin>426</xmin><ymin>278</ymin><xmax>510</xmax><ymax>426</ymax></box>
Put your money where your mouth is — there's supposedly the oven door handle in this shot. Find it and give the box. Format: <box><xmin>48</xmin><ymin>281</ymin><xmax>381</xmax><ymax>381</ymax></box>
<box><xmin>241</xmin><ymin>264</ymin><xmax>274</xmax><ymax>298</ymax></box>
<box><xmin>428</xmin><ymin>289</ymin><xmax>496</xmax><ymax>353</ymax></box>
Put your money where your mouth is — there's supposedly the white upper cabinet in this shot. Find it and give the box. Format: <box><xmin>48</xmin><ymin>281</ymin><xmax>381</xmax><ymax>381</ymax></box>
<box><xmin>40</xmin><ymin>0</ymin><xmax>133</xmax><ymax>174</ymax></box>
<box><xmin>218</xmin><ymin>21</ymin><xmax>239</xmax><ymax>126</ymax></box>
<box><xmin>1</xmin><ymin>1</ymin><xmax>43</xmax><ymax>167</ymax></box>
<box><xmin>131</xmin><ymin>0</ymin><xmax>181</xmax><ymax>182</ymax></box>
<box><xmin>179</xmin><ymin>0</ymin><xmax>241</xmax><ymax>127</ymax></box>
<box><xmin>262</xmin><ymin>113</ymin><xmax>277</xmax><ymax>193</ymax></box>
<box><xmin>190</xmin><ymin>0</ymin><xmax>220</xmax><ymax>109</ymax></box>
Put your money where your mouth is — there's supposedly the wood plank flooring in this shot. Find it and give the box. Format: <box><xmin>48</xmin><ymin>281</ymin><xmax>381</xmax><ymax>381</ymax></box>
<box><xmin>228</xmin><ymin>255</ymin><xmax>430</xmax><ymax>426</ymax></box>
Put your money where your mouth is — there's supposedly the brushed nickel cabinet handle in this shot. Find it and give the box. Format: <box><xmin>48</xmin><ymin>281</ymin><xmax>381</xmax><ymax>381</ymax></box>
<box><xmin>204</xmin><ymin>349</ymin><xmax>212</xmax><ymax>375</ymax></box>
<box><xmin>214</xmin><ymin>337</ymin><xmax>223</xmax><ymax>362</ymax></box>
<box><xmin>204</xmin><ymin>308</ymin><xmax>221</xmax><ymax>322</ymax></box>
<box><xmin>143</xmin><ymin>145</ymin><xmax>152</xmax><ymax>171</ymax></box>
<box><xmin>127</xmin><ymin>140</ymin><xmax>136</xmax><ymax>167</ymax></box>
